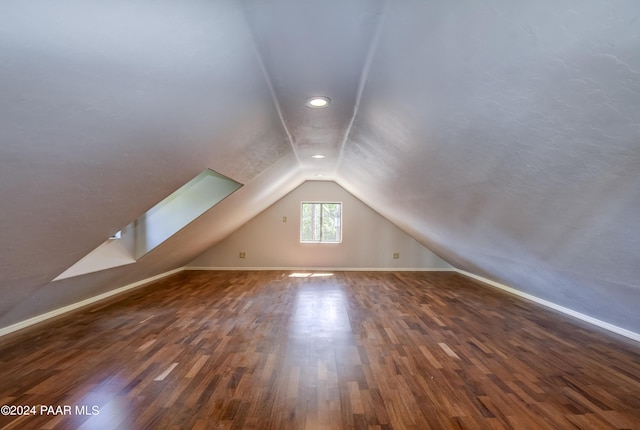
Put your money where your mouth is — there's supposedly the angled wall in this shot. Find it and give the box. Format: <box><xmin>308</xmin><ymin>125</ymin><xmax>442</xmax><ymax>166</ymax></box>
<box><xmin>0</xmin><ymin>154</ymin><xmax>304</xmax><ymax>333</ymax></box>
<box><xmin>188</xmin><ymin>181</ymin><xmax>451</xmax><ymax>270</ymax></box>
<box><xmin>336</xmin><ymin>0</ymin><xmax>640</xmax><ymax>334</ymax></box>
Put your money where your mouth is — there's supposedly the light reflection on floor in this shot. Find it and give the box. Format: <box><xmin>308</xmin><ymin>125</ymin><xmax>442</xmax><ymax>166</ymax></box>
<box><xmin>280</xmin><ymin>275</ymin><xmax>359</xmax><ymax>429</ymax></box>
<box><xmin>65</xmin><ymin>377</ymin><xmax>134</xmax><ymax>430</ymax></box>
<box><xmin>288</xmin><ymin>276</ymin><xmax>351</xmax><ymax>340</ymax></box>
<box><xmin>288</xmin><ymin>272</ymin><xmax>334</xmax><ymax>278</ymax></box>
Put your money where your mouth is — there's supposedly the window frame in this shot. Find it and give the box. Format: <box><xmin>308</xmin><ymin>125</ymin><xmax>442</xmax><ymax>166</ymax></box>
<box><xmin>300</xmin><ymin>201</ymin><xmax>342</xmax><ymax>244</ymax></box>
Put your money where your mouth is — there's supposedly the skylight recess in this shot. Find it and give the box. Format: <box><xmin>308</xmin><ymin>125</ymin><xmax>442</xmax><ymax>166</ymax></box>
<box><xmin>53</xmin><ymin>169</ymin><xmax>241</xmax><ymax>281</ymax></box>
<box><xmin>133</xmin><ymin>169</ymin><xmax>242</xmax><ymax>258</ymax></box>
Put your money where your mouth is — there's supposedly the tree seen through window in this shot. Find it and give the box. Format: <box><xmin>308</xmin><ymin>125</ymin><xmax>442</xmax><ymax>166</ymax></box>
<box><xmin>300</xmin><ymin>202</ymin><xmax>342</xmax><ymax>243</ymax></box>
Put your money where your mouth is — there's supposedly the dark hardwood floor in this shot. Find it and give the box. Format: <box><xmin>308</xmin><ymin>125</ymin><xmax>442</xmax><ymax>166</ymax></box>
<box><xmin>0</xmin><ymin>271</ymin><xmax>639</xmax><ymax>429</ymax></box>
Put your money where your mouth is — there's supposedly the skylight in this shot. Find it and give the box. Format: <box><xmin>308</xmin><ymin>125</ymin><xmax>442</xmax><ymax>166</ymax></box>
<box><xmin>133</xmin><ymin>169</ymin><xmax>242</xmax><ymax>258</ymax></box>
<box><xmin>53</xmin><ymin>169</ymin><xmax>241</xmax><ymax>281</ymax></box>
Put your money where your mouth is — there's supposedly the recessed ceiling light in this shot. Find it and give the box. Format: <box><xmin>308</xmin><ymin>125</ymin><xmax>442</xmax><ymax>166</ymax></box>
<box><xmin>305</xmin><ymin>96</ymin><xmax>330</xmax><ymax>108</ymax></box>
<box><xmin>315</xmin><ymin>174</ymin><xmax>325</xmax><ymax>178</ymax></box>
<box><xmin>311</xmin><ymin>154</ymin><xmax>325</xmax><ymax>159</ymax></box>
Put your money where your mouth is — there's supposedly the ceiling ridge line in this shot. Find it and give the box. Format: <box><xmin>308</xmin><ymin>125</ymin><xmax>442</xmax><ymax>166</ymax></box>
<box><xmin>334</xmin><ymin>0</ymin><xmax>390</xmax><ymax>177</ymax></box>
<box><xmin>247</xmin><ymin>29</ymin><xmax>301</xmax><ymax>169</ymax></box>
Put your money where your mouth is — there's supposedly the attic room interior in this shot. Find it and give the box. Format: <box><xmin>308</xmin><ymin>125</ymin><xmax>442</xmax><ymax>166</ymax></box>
<box><xmin>1</xmin><ymin>0</ymin><xmax>639</xmax><ymax>429</ymax></box>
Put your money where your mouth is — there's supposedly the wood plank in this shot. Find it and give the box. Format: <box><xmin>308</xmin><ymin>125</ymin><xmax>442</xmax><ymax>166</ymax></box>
<box><xmin>0</xmin><ymin>270</ymin><xmax>638</xmax><ymax>429</ymax></box>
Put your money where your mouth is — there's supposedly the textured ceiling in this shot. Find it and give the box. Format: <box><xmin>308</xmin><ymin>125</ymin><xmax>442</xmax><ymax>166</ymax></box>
<box><xmin>0</xmin><ymin>0</ymin><xmax>639</xmax><ymax>333</ymax></box>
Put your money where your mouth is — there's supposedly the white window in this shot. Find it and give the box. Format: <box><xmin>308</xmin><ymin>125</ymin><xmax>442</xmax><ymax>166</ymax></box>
<box><xmin>300</xmin><ymin>202</ymin><xmax>342</xmax><ymax>243</ymax></box>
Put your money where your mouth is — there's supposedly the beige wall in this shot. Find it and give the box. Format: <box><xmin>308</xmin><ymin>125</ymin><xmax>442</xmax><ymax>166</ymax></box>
<box><xmin>188</xmin><ymin>181</ymin><xmax>451</xmax><ymax>269</ymax></box>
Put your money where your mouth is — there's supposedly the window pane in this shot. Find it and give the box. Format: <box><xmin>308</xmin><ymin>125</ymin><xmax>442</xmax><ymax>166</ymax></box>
<box><xmin>311</xmin><ymin>203</ymin><xmax>321</xmax><ymax>241</ymax></box>
<box><xmin>301</xmin><ymin>203</ymin><xmax>312</xmax><ymax>241</ymax></box>
<box><xmin>300</xmin><ymin>202</ymin><xmax>341</xmax><ymax>243</ymax></box>
<box><xmin>321</xmin><ymin>203</ymin><xmax>340</xmax><ymax>242</ymax></box>
<box><xmin>301</xmin><ymin>203</ymin><xmax>321</xmax><ymax>242</ymax></box>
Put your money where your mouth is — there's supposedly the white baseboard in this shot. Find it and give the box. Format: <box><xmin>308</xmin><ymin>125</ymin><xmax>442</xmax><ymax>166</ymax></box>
<box><xmin>455</xmin><ymin>269</ymin><xmax>640</xmax><ymax>343</ymax></box>
<box><xmin>0</xmin><ymin>267</ymin><xmax>185</xmax><ymax>338</ymax></box>
<box><xmin>185</xmin><ymin>266</ymin><xmax>455</xmax><ymax>272</ymax></box>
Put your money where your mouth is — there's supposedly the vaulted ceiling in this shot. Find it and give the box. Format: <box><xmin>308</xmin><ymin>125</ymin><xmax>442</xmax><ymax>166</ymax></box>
<box><xmin>1</xmin><ymin>0</ymin><xmax>639</xmax><ymax>333</ymax></box>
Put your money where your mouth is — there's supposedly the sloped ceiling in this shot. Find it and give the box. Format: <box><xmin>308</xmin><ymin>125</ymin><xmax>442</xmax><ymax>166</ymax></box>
<box><xmin>0</xmin><ymin>0</ymin><xmax>639</xmax><ymax>332</ymax></box>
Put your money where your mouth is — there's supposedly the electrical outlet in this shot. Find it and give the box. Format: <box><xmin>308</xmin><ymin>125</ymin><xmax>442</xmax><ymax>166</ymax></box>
<box><xmin>239</xmin><ymin>252</ymin><xmax>246</xmax><ymax>259</ymax></box>
<box><xmin>393</xmin><ymin>252</ymin><xmax>400</xmax><ymax>259</ymax></box>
